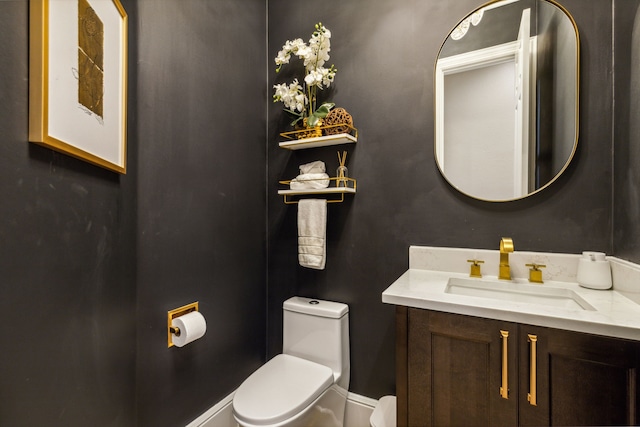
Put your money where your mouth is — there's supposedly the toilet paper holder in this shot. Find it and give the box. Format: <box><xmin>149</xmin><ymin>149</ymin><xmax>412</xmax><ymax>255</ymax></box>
<box><xmin>167</xmin><ymin>302</ymin><xmax>199</xmax><ymax>348</ymax></box>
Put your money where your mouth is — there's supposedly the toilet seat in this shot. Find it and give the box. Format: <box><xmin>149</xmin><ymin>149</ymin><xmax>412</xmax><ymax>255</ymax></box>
<box><xmin>233</xmin><ymin>354</ymin><xmax>334</xmax><ymax>426</ymax></box>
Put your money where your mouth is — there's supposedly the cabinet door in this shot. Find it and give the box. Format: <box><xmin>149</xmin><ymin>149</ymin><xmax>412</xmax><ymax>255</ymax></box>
<box><xmin>407</xmin><ymin>309</ymin><xmax>518</xmax><ymax>427</ymax></box>
<box><xmin>519</xmin><ymin>324</ymin><xmax>640</xmax><ymax>426</ymax></box>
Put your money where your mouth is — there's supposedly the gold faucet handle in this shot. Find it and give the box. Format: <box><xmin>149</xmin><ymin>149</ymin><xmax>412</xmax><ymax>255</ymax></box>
<box><xmin>467</xmin><ymin>259</ymin><xmax>485</xmax><ymax>278</ymax></box>
<box><xmin>526</xmin><ymin>263</ymin><xmax>546</xmax><ymax>283</ymax></box>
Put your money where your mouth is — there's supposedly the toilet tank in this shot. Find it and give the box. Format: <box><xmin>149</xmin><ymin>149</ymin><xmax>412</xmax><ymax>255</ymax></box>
<box><xmin>283</xmin><ymin>297</ymin><xmax>350</xmax><ymax>390</ymax></box>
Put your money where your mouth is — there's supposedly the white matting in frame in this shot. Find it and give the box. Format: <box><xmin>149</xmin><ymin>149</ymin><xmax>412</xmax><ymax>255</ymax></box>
<box><xmin>29</xmin><ymin>0</ymin><xmax>128</xmax><ymax>174</ymax></box>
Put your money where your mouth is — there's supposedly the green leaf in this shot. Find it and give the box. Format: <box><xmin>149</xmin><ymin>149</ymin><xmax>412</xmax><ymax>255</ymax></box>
<box><xmin>290</xmin><ymin>116</ymin><xmax>304</xmax><ymax>127</ymax></box>
<box><xmin>307</xmin><ymin>115</ymin><xmax>320</xmax><ymax>127</ymax></box>
<box><xmin>313</xmin><ymin>102</ymin><xmax>335</xmax><ymax>118</ymax></box>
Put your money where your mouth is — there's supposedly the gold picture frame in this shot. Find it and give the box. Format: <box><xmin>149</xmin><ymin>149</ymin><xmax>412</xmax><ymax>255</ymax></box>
<box><xmin>29</xmin><ymin>0</ymin><xmax>128</xmax><ymax>174</ymax></box>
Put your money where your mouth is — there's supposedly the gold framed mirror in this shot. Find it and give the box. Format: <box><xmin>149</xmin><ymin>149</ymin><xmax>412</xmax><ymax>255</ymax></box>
<box><xmin>434</xmin><ymin>0</ymin><xmax>579</xmax><ymax>201</ymax></box>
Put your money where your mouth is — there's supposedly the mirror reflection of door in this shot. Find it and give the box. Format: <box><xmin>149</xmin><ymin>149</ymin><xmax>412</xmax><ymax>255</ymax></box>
<box><xmin>436</xmin><ymin>8</ymin><xmax>533</xmax><ymax>200</ymax></box>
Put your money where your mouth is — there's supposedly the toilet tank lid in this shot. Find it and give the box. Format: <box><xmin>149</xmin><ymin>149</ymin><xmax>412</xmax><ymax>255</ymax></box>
<box><xmin>283</xmin><ymin>297</ymin><xmax>348</xmax><ymax>319</ymax></box>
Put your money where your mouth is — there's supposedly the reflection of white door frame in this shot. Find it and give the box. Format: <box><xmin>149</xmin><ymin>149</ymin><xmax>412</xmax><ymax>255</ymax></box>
<box><xmin>435</xmin><ymin>23</ymin><xmax>537</xmax><ymax>199</ymax></box>
<box><xmin>515</xmin><ymin>8</ymin><xmax>531</xmax><ymax>196</ymax></box>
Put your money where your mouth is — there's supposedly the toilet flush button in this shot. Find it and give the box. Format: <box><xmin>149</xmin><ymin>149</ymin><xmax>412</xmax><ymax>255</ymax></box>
<box><xmin>309</xmin><ymin>300</ymin><xmax>319</xmax><ymax>305</ymax></box>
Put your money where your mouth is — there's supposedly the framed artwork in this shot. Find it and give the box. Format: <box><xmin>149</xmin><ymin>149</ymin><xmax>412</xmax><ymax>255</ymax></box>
<box><xmin>29</xmin><ymin>0</ymin><xmax>128</xmax><ymax>174</ymax></box>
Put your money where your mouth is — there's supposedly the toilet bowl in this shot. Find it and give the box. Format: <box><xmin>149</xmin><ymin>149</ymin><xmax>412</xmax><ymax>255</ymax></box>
<box><xmin>233</xmin><ymin>297</ymin><xmax>350</xmax><ymax>427</ymax></box>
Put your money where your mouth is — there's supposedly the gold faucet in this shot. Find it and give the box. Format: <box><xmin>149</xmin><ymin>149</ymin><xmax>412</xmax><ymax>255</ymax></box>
<box><xmin>499</xmin><ymin>237</ymin><xmax>514</xmax><ymax>280</ymax></box>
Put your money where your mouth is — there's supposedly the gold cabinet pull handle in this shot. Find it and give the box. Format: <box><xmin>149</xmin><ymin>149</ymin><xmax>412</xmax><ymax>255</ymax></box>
<box><xmin>500</xmin><ymin>330</ymin><xmax>509</xmax><ymax>399</ymax></box>
<box><xmin>528</xmin><ymin>334</ymin><xmax>538</xmax><ymax>406</ymax></box>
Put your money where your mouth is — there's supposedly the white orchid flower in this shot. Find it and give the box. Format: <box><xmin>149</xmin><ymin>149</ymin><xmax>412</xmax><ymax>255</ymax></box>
<box><xmin>272</xmin><ymin>23</ymin><xmax>338</xmax><ymax>127</ymax></box>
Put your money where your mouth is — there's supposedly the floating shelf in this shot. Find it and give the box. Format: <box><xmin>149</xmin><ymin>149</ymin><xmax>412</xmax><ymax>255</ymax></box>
<box><xmin>279</xmin><ymin>133</ymin><xmax>357</xmax><ymax>150</ymax></box>
<box><xmin>278</xmin><ymin>177</ymin><xmax>356</xmax><ymax>204</ymax></box>
<box><xmin>278</xmin><ymin>124</ymin><xmax>358</xmax><ymax>150</ymax></box>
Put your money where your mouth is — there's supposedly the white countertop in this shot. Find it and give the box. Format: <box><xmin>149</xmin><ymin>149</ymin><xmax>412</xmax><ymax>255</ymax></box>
<box><xmin>383</xmin><ymin>268</ymin><xmax>640</xmax><ymax>341</ymax></box>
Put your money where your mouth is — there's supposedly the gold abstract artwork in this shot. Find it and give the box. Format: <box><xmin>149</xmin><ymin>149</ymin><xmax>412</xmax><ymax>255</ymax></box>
<box><xmin>78</xmin><ymin>0</ymin><xmax>104</xmax><ymax>118</ymax></box>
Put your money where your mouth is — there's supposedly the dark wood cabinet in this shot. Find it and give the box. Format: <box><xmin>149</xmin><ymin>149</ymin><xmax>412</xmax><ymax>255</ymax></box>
<box><xmin>518</xmin><ymin>324</ymin><xmax>640</xmax><ymax>426</ymax></box>
<box><xmin>396</xmin><ymin>306</ymin><xmax>640</xmax><ymax>427</ymax></box>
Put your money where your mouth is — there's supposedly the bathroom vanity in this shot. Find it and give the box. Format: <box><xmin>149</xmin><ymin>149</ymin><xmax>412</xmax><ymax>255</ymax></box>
<box><xmin>395</xmin><ymin>308</ymin><xmax>639</xmax><ymax>427</ymax></box>
<box><xmin>383</xmin><ymin>246</ymin><xmax>640</xmax><ymax>427</ymax></box>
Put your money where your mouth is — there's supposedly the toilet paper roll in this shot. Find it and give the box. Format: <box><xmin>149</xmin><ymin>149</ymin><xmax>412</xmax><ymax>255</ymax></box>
<box><xmin>171</xmin><ymin>311</ymin><xmax>207</xmax><ymax>347</ymax></box>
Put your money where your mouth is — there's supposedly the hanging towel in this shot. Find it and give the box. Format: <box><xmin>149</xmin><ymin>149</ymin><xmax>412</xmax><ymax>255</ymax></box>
<box><xmin>297</xmin><ymin>199</ymin><xmax>327</xmax><ymax>270</ymax></box>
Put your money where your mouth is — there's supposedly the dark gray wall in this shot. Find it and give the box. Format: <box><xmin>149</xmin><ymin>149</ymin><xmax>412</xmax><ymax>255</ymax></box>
<box><xmin>268</xmin><ymin>0</ymin><xmax>614</xmax><ymax>399</ymax></box>
<box><xmin>133</xmin><ymin>1</ymin><xmax>267</xmax><ymax>426</ymax></box>
<box><xmin>0</xmin><ymin>1</ymin><xmax>136</xmax><ymax>426</ymax></box>
<box><xmin>1</xmin><ymin>0</ymin><xmax>266</xmax><ymax>426</ymax></box>
<box><xmin>614</xmin><ymin>0</ymin><xmax>640</xmax><ymax>261</ymax></box>
<box><xmin>2</xmin><ymin>0</ymin><xmax>637</xmax><ymax>424</ymax></box>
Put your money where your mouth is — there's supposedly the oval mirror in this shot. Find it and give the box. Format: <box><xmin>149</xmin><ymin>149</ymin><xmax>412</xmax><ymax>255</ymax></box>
<box><xmin>435</xmin><ymin>0</ymin><xmax>579</xmax><ymax>201</ymax></box>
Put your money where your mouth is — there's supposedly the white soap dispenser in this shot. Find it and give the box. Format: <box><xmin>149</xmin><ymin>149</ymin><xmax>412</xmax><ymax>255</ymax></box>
<box><xmin>576</xmin><ymin>251</ymin><xmax>612</xmax><ymax>290</ymax></box>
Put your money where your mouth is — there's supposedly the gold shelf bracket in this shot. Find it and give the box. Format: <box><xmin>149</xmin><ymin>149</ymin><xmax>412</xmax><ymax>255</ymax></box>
<box><xmin>283</xmin><ymin>192</ymin><xmax>347</xmax><ymax>205</ymax></box>
<box><xmin>278</xmin><ymin>177</ymin><xmax>357</xmax><ymax>205</ymax></box>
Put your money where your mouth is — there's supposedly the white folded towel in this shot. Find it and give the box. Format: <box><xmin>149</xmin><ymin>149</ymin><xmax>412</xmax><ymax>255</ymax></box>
<box><xmin>290</xmin><ymin>173</ymin><xmax>330</xmax><ymax>190</ymax></box>
<box><xmin>298</xmin><ymin>199</ymin><xmax>327</xmax><ymax>270</ymax></box>
<box><xmin>299</xmin><ymin>160</ymin><xmax>326</xmax><ymax>174</ymax></box>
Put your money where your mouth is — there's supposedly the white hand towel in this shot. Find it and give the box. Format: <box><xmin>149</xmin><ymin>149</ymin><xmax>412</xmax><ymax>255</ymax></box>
<box><xmin>297</xmin><ymin>199</ymin><xmax>327</xmax><ymax>270</ymax></box>
<box><xmin>290</xmin><ymin>173</ymin><xmax>330</xmax><ymax>190</ymax></box>
<box><xmin>299</xmin><ymin>161</ymin><xmax>326</xmax><ymax>174</ymax></box>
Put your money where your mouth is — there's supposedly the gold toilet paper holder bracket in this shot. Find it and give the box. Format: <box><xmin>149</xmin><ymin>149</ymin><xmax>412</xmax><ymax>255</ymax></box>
<box><xmin>167</xmin><ymin>302</ymin><xmax>199</xmax><ymax>348</ymax></box>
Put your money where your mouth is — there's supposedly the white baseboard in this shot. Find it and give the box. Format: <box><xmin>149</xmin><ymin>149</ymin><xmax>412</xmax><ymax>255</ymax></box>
<box><xmin>344</xmin><ymin>392</ymin><xmax>377</xmax><ymax>427</ymax></box>
<box><xmin>185</xmin><ymin>391</ymin><xmax>235</xmax><ymax>427</ymax></box>
<box><xmin>186</xmin><ymin>390</ymin><xmax>377</xmax><ymax>427</ymax></box>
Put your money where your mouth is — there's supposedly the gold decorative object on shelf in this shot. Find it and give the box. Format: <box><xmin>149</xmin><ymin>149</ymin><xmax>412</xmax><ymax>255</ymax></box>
<box><xmin>336</xmin><ymin>151</ymin><xmax>348</xmax><ymax>187</ymax></box>
<box><xmin>296</xmin><ymin>118</ymin><xmax>324</xmax><ymax>139</ymax></box>
<box><xmin>323</xmin><ymin>108</ymin><xmax>353</xmax><ymax>135</ymax></box>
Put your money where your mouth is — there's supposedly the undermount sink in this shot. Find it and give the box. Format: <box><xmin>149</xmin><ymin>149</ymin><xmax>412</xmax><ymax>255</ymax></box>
<box><xmin>445</xmin><ymin>277</ymin><xmax>596</xmax><ymax>311</ymax></box>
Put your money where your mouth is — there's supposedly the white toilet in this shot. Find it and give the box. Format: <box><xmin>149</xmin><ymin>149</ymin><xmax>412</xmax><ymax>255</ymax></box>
<box><xmin>233</xmin><ymin>296</ymin><xmax>350</xmax><ymax>427</ymax></box>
